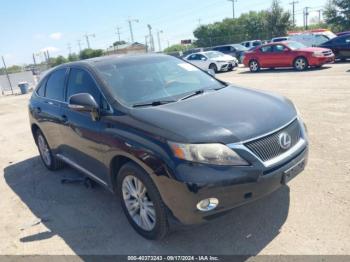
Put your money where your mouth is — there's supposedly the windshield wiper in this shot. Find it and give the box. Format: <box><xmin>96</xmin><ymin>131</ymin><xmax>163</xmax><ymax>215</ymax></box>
<box><xmin>179</xmin><ymin>90</ymin><xmax>205</xmax><ymax>101</ymax></box>
<box><xmin>133</xmin><ymin>100</ymin><xmax>176</xmax><ymax>108</ymax></box>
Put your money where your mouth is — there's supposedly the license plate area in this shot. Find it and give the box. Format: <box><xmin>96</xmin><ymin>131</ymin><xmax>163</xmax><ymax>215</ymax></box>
<box><xmin>282</xmin><ymin>159</ymin><xmax>305</xmax><ymax>185</ymax></box>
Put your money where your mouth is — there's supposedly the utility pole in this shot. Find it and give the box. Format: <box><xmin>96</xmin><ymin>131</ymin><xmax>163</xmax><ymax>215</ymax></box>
<box><xmin>145</xmin><ymin>35</ymin><xmax>149</xmax><ymax>53</ymax></box>
<box><xmin>116</xmin><ymin>27</ymin><xmax>122</xmax><ymax>42</ymax></box>
<box><xmin>67</xmin><ymin>43</ymin><xmax>72</xmax><ymax>55</ymax></box>
<box><xmin>1</xmin><ymin>56</ymin><xmax>13</xmax><ymax>95</ymax></box>
<box><xmin>197</xmin><ymin>18</ymin><xmax>202</xmax><ymax>26</ymax></box>
<box><xmin>227</xmin><ymin>0</ymin><xmax>237</xmax><ymax>19</ymax></box>
<box><xmin>317</xmin><ymin>9</ymin><xmax>323</xmax><ymax>24</ymax></box>
<box><xmin>32</xmin><ymin>53</ymin><xmax>37</xmax><ymax>66</ymax></box>
<box><xmin>157</xmin><ymin>30</ymin><xmax>163</xmax><ymax>52</ymax></box>
<box><xmin>147</xmin><ymin>24</ymin><xmax>155</xmax><ymax>52</ymax></box>
<box><xmin>77</xmin><ymin>40</ymin><xmax>82</xmax><ymax>52</ymax></box>
<box><xmin>289</xmin><ymin>1</ymin><xmax>299</xmax><ymax>27</ymax></box>
<box><xmin>128</xmin><ymin>18</ymin><xmax>139</xmax><ymax>43</ymax></box>
<box><xmin>304</xmin><ymin>7</ymin><xmax>310</xmax><ymax>30</ymax></box>
<box><xmin>84</xmin><ymin>33</ymin><xmax>95</xmax><ymax>49</ymax></box>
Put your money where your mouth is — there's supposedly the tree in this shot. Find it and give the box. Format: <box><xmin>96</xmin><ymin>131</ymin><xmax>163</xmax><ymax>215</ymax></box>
<box><xmin>164</xmin><ymin>44</ymin><xmax>193</xmax><ymax>53</ymax></box>
<box><xmin>113</xmin><ymin>40</ymin><xmax>127</xmax><ymax>46</ymax></box>
<box><xmin>192</xmin><ymin>0</ymin><xmax>292</xmax><ymax>47</ymax></box>
<box><xmin>79</xmin><ymin>48</ymin><xmax>104</xmax><ymax>60</ymax></box>
<box><xmin>68</xmin><ymin>53</ymin><xmax>79</xmax><ymax>62</ymax></box>
<box><xmin>51</xmin><ymin>56</ymin><xmax>67</xmax><ymax>67</ymax></box>
<box><xmin>265</xmin><ymin>0</ymin><xmax>292</xmax><ymax>38</ymax></box>
<box><xmin>324</xmin><ymin>0</ymin><xmax>350</xmax><ymax>32</ymax></box>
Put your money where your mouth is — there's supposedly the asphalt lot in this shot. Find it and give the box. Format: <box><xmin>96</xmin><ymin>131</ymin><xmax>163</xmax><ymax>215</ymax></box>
<box><xmin>0</xmin><ymin>63</ymin><xmax>349</xmax><ymax>255</ymax></box>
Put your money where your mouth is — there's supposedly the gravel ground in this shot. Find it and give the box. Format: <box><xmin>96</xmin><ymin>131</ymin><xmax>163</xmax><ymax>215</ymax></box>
<box><xmin>0</xmin><ymin>63</ymin><xmax>349</xmax><ymax>255</ymax></box>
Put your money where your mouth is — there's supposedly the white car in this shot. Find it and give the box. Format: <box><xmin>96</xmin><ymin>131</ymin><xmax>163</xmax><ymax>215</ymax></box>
<box><xmin>184</xmin><ymin>51</ymin><xmax>238</xmax><ymax>72</ymax></box>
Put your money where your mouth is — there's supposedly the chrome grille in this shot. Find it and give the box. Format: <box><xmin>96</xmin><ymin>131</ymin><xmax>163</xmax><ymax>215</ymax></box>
<box><xmin>244</xmin><ymin>120</ymin><xmax>302</xmax><ymax>162</ymax></box>
<box><xmin>322</xmin><ymin>50</ymin><xmax>333</xmax><ymax>56</ymax></box>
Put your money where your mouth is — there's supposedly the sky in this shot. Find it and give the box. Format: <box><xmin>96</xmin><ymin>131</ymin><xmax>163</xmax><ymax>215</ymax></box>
<box><xmin>0</xmin><ymin>0</ymin><xmax>325</xmax><ymax>65</ymax></box>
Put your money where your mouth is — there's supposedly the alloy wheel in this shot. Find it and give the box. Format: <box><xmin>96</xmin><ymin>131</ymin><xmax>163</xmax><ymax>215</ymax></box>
<box><xmin>122</xmin><ymin>175</ymin><xmax>156</xmax><ymax>231</ymax></box>
<box><xmin>250</xmin><ymin>61</ymin><xmax>259</xmax><ymax>72</ymax></box>
<box><xmin>37</xmin><ymin>134</ymin><xmax>52</xmax><ymax>166</ymax></box>
<box><xmin>295</xmin><ymin>58</ymin><xmax>307</xmax><ymax>70</ymax></box>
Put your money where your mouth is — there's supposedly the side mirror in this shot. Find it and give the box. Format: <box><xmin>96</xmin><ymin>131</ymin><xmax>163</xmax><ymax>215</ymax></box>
<box><xmin>207</xmin><ymin>69</ymin><xmax>216</xmax><ymax>77</ymax></box>
<box><xmin>68</xmin><ymin>93</ymin><xmax>100</xmax><ymax>121</ymax></box>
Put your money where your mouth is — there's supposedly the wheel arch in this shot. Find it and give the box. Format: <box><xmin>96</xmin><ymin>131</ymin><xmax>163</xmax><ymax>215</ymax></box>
<box><xmin>31</xmin><ymin>123</ymin><xmax>41</xmax><ymax>144</ymax></box>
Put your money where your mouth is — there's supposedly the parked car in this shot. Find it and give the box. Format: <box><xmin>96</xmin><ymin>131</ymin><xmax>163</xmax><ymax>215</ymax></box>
<box><xmin>337</xmin><ymin>31</ymin><xmax>350</xmax><ymax>37</ymax></box>
<box><xmin>243</xmin><ymin>41</ymin><xmax>335</xmax><ymax>72</ymax></box>
<box><xmin>288</xmin><ymin>29</ymin><xmax>337</xmax><ymax>47</ymax></box>
<box><xmin>211</xmin><ymin>44</ymin><xmax>248</xmax><ymax>63</ymax></box>
<box><xmin>271</xmin><ymin>36</ymin><xmax>290</xmax><ymax>42</ymax></box>
<box><xmin>29</xmin><ymin>54</ymin><xmax>309</xmax><ymax>240</ymax></box>
<box><xmin>241</xmin><ymin>40</ymin><xmax>262</xmax><ymax>49</ymax></box>
<box><xmin>184</xmin><ymin>51</ymin><xmax>238</xmax><ymax>72</ymax></box>
<box><xmin>319</xmin><ymin>34</ymin><xmax>350</xmax><ymax>61</ymax></box>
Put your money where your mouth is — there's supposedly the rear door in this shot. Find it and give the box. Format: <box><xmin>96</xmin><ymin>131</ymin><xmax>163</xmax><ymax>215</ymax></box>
<box><xmin>33</xmin><ymin>68</ymin><xmax>67</xmax><ymax>153</ymax></box>
<box><xmin>60</xmin><ymin>67</ymin><xmax>112</xmax><ymax>184</ymax></box>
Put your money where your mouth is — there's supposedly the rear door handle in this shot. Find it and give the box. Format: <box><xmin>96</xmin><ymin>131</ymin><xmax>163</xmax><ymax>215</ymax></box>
<box><xmin>35</xmin><ymin>107</ymin><xmax>41</xmax><ymax>113</ymax></box>
<box><xmin>61</xmin><ymin>115</ymin><xmax>68</xmax><ymax>122</ymax></box>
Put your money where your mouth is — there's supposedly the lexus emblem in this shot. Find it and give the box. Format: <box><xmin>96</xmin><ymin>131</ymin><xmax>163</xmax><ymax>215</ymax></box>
<box><xmin>279</xmin><ymin>133</ymin><xmax>292</xmax><ymax>150</ymax></box>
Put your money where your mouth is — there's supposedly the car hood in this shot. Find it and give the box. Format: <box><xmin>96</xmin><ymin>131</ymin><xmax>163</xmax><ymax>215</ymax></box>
<box><xmin>129</xmin><ymin>86</ymin><xmax>297</xmax><ymax>144</ymax></box>
<box><xmin>211</xmin><ymin>55</ymin><xmax>235</xmax><ymax>61</ymax></box>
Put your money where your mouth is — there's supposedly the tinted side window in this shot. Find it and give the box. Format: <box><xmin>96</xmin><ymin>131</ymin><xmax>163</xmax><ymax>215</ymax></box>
<box><xmin>66</xmin><ymin>68</ymin><xmax>101</xmax><ymax>105</ymax></box>
<box><xmin>36</xmin><ymin>78</ymin><xmax>47</xmax><ymax>97</ymax></box>
<box><xmin>45</xmin><ymin>69</ymin><xmax>66</xmax><ymax>101</ymax></box>
<box><xmin>273</xmin><ymin>45</ymin><xmax>285</xmax><ymax>53</ymax></box>
<box><xmin>260</xmin><ymin>46</ymin><xmax>273</xmax><ymax>53</ymax></box>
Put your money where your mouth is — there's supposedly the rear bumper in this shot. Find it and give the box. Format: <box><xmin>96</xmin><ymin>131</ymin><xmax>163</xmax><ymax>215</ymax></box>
<box><xmin>157</xmin><ymin>120</ymin><xmax>309</xmax><ymax>225</ymax></box>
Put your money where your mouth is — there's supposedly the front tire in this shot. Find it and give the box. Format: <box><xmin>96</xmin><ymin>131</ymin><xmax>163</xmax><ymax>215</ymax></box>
<box><xmin>209</xmin><ymin>63</ymin><xmax>218</xmax><ymax>73</ymax></box>
<box><xmin>249</xmin><ymin>60</ymin><xmax>260</xmax><ymax>72</ymax></box>
<box><xmin>35</xmin><ymin>130</ymin><xmax>64</xmax><ymax>171</ymax></box>
<box><xmin>294</xmin><ymin>57</ymin><xmax>308</xmax><ymax>71</ymax></box>
<box><xmin>117</xmin><ymin>162</ymin><xmax>169</xmax><ymax>240</ymax></box>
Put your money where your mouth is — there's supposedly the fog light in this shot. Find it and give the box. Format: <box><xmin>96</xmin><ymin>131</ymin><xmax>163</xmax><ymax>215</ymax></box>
<box><xmin>196</xmin><ymin>198</ymin><xmax>219</xmax><ymax>212</ymax></box>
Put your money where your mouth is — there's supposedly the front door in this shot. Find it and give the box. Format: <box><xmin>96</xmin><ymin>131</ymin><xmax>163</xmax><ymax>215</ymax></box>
<box><xmin>60</xmin><ymin>67</ymin><xmax>111</xmax><ymax>184</ymax></box>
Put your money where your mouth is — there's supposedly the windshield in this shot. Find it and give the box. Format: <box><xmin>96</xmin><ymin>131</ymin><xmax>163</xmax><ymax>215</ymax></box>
<box><xmin>94</xmin><ymin>55</ymin><xmax>225</xmax><ymax>107</ymax></box>
<box><xmin>285</xmin><ymin>41</ymin><xmax>306</xmax><ymax>50</ymax></box>
<box><xmin>204</xmin><ymin>51</ymin><xmax>224</xmax><ymax>59</ymax></box>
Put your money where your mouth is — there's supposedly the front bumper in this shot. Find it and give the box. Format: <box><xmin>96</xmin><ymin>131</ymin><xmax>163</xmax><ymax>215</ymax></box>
<box><xmin>309</xmin><ymin>55</ymin><xmax>335</xmax><ymax>66</ymax></box>
<box><xmin>156</xmin><ymin>119</ymin><xmax>309</xmax><ymax>225</ymax></box>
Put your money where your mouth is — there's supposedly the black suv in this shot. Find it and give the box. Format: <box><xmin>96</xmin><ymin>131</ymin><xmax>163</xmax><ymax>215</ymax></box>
<box><xmin>29</xmin><ymin>54</ymin><xmax>309</xmax><ymax>240</ymax></box>
<box><xmin>320</xmin><ymin>34</ymin><xmax>350</xmax><ymax>61</ymax></box>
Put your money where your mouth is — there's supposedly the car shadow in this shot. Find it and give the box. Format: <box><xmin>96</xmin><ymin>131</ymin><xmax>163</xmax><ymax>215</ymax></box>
<box><xmin>4</xmin><ymin>156</ymin><xmax>290</xmax><ymax>255</ymax></box>
<box><xmin>238</xmin><ymin>66</ymin><xmax>332</xmax><ymax>74</ymax></box>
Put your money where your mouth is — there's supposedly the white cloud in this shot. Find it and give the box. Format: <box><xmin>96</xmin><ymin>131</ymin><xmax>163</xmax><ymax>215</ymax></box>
<box><xmin>40</xmin><ymin>46</ymin><xmax>60</xmax><ymax>53</ymax></box>
<box><xmin>49</xmin><ymin>32</ymin><xmax>63</xmax><ymax>40</ymax></box>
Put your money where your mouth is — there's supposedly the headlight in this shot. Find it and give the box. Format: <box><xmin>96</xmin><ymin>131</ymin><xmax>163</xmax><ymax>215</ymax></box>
<box><xmin>312</xmin><ymin>51</ymin><xmax>324</xmax><ymax>57</ymax></box>
<box><xmin>168</xmin><ymin>142</ymin><xmax>249</xmax><ymax>166</ymax></box>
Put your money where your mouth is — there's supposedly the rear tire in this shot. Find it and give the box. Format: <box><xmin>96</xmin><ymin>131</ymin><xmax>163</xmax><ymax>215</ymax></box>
<box><xmin>117</xmin><ymin>162</ymin><xmax>169</xmax><ymax>240</ymax></box>
<box><xmin>35</xmin><ymin>129</ymin><xmax>64</xmax><ymax>171</ymax></box>
<box><xmin>294</xmin><ymin>57</ymin><xmax>308</xmax><ymax>71</ymax></box>
<box><xmin>209</xmin><ymin>63</ymin><xmax>218</xmax><ymax>73</ymax></box>
<box><xmin>249</xmin><ymin>60</ymin><xmax>260</xmax><ymax>72</ymax></box>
